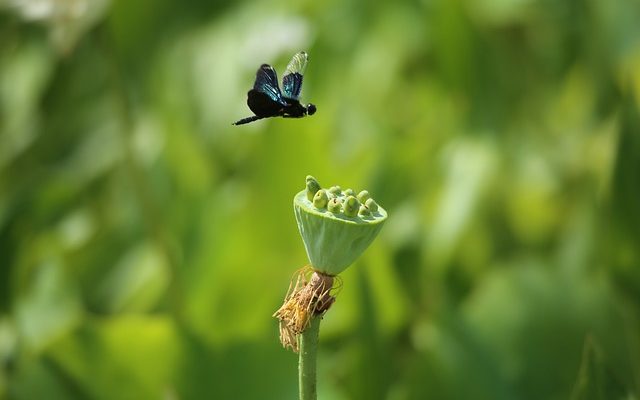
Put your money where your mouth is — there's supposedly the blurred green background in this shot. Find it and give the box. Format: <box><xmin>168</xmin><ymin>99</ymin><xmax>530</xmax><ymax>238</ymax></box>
<box><xmin>1</xmin><ymin>0</ymin><xmax>640</xmax><ymax>399</ymax></box>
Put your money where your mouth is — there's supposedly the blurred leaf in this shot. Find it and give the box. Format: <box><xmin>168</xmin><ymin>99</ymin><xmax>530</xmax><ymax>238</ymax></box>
<box><xmin>93</xmin><ymin>242</ymin><xmax>170</xmax><ymax>313</ymax></box>
<box><xmin>0</xmin><ymin>38</ymin><xmax>53</xmax><ymax>168</ymax></box>
<box><xmin>428</xmin><ymin>138</ymin><xmax>498</xmax><ymax>269</ymax></box>
<box><xmin>570</xmin><ymin>337</ymin><xmax>628</xmax><ymax>400</ymax></box>
<box><xmin>45</xmin><ymin>316</ymin><xmax>179</xmax><ymax>399</ymax></box>
<box><xmin>15</xmin><ymin>262</ymin><xmax>82</xmax><ymax>353</ymax></box>
<box><xmin>3</xmin><ymin>0</ymin><xmax>110</xmax><ymax>53</ymax></box>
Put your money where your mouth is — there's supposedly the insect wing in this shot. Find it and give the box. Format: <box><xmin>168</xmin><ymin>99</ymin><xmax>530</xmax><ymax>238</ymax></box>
<box><xmin>247</xmin><ymin>89</ymin><xmax>282</xmax><ymax>117</ymax></box>
<box><xmin>282</xmin><ymin>51</ymin><xmax>308</xmax><ymax>100</ymax></box>
<box><xmin>253</xmin><ymin>64</ymin><xmax>287</xmax><ymax>106</ymax></box>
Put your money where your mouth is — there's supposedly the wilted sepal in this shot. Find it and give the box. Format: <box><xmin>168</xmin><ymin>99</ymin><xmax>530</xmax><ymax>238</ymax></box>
<box><xmin>293</xmin><ymin>188</ymin><xmax>387</xmax><ymax>276</ymax></box>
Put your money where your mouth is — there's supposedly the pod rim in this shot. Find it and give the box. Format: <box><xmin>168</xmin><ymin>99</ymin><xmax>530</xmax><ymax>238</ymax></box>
<box><xmin>293</xmin><ymin>190</ymin><xmax>387</xmax><ymax>226</ymax></box>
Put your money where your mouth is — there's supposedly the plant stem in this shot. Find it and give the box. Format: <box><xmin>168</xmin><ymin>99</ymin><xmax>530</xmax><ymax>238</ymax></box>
<box><xmin>299</xmin><ymin>316</ymin><xmax>321</xmax><ymax>400</ymax></box>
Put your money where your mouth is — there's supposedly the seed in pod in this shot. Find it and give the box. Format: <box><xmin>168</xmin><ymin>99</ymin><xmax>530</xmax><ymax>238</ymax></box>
<box><xmin>328</xmin><ymin>197</ymin><xmax>342</xmax><ymax>213</ymax></box>
<box><xmin>357</xmin><ymin>190</ymin><xmax>371</xmax><ymax>203</ymax></box>
<box><xmin>313</xmin><ymin>189</ymin><xmax>329</xmax><ymax>209</ymax></box>
<box><xmin>343</xmin><ymin>196</ymin><xmax>360</xmax><ymax>217</ymax></box>
<box><xmin>365</xmin><ymin>198</ymin><xmax>378</xmax><ymax>212</ymax></box>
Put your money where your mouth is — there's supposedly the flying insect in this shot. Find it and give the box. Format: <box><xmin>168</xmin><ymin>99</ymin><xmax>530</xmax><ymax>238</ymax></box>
<box><xmin>233</xmin><ymin>51</ymin><xmax>316</xmax><ymax>125</ymax></box>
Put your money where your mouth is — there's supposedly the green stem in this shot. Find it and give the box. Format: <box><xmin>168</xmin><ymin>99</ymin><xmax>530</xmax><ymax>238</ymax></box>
<box><xmin>299</xmin><ymin>316</ymin><xmax>321</xmax><ymax>400</ymax></box>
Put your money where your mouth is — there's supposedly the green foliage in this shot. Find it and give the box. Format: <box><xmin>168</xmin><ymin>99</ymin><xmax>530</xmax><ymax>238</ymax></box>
<box><xmin>1</xmin><ymin>0</ymin><xmax>640</xmax><ymax>398</ymax></box>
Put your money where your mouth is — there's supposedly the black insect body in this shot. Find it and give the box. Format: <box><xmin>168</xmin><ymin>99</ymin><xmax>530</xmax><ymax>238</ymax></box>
<box><xmin>233</xmin><ymin>52</ymin><xmax>316</xmax><ymax>125</ymax></box>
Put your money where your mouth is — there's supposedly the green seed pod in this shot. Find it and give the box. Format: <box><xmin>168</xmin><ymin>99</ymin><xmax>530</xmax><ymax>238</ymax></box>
<box><xmin>306</xmin><ymin>176</ymin><xmax>321</xmax><ymax>201</ymax></box>
<box><xmin>365</xmin><ymin>198</ymin><xmax>378</xmax><ymax>212</ymax></box>
<box><xmin>357</xmin><ymin>190</ymin><xmax>371</xmax><ymax>203</ymax></box>
<box><xmin>358</xmin><ymin>204</ymin><xmax>370</xmax><ymax>216</ymax></box>
<box><xmin>343</xmin><ymin>188</ymin><xmax>355</xmax><ymax>197</ymax></box>
<box><xmin>294</xmin><ymin>175</ymin><xmax>387</xmax><ymax>275</ymax></box>
<box><xmin>313</xmin><ymin>189</ymin><xmax>329</xmax><ymax>209</ymax></box>
<box><xmin>328</xmin><ymin>186</ymin><xmax>342</xmax><ymax>196</ymax></box>
<box><xmin>328</xmin><ymin>197</ymin><xmax>342</xmax><ymax>213</ymax></box>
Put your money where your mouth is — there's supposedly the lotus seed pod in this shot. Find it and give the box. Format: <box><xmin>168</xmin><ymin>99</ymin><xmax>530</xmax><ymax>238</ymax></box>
<box><xmin>343</xmin><ymin>196</ymin><xmax>359</xmax><ymax>217</ymax></box>
<box><xmin>329</xmin><ymin>186</ymin><xmax>342</xmax><ymax>195</ymax></box>
<box><xmin>328</xmin><ymin>197</ymin><xmax>342</xmax><ymax>213</ymax></box>
<box><xmin>357</xmin><ymin>190</ymin><xmax>371</xmax><ymax>203</ymax></box>
<box><xmin>358</xmin><ymin>205</ymin><xmax>370</xmax><ymax>216</ymax></box>
<box><xmin>306</xmin><ymin>176</ymin><xmax>321</xmax><ymax>201</ymax></box>
<box><xmin>313</xmin><ymin>190</ymin><xmax>328</xmax><ymax>209</ymax></box>
<box><xmin>365</xmin><ymin>198</ymin><xmax>379</xmax><ymax>212</ymax></box>
<box><xmin>294</xmin><ymin>176</ymin><xmax>387</xmax><ymax>275</ymax></box>
<box><xmin>343</xmin><ymin>188</ymin><xmax>355</xmax><ymax>197</ymax></box>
